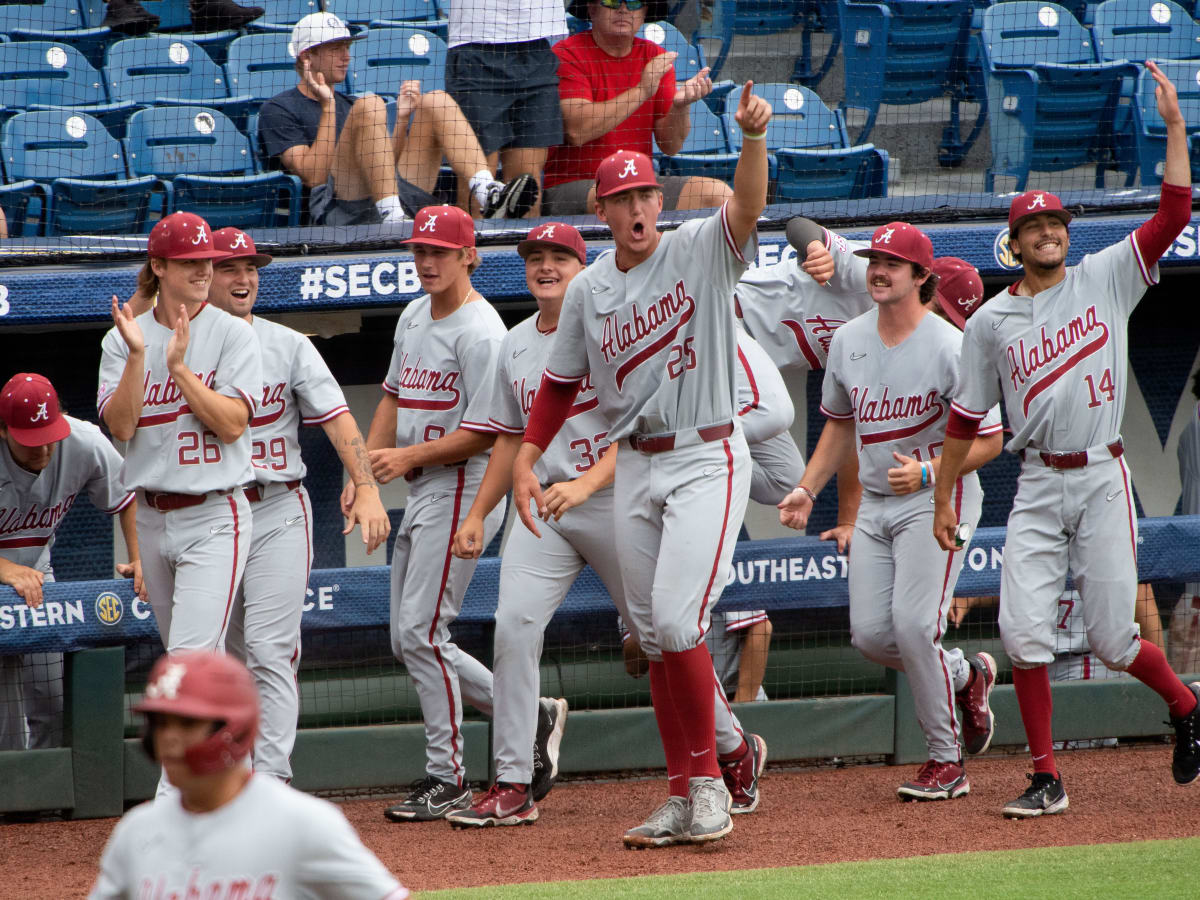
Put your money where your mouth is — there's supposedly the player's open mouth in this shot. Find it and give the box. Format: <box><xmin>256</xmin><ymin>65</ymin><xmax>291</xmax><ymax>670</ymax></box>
<box><xmin>631</xmin><ymin>222</ymin><xmax>645</xmax><ymax>238</ymax></box>
<box><xmin>537</xmin><ymin>276</ymin><xmax>559</xmax><ymax>286</ymax></box>
<box><xmin>231</xmin><ymin>289</ymin><xmax>251</xmax><ymax>299</ymax></box>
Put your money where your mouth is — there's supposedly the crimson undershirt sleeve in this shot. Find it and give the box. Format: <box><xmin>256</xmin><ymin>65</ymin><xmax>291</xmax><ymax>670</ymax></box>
<box><xmin>1134</xmin><ymin>182</ymin><xmax>1192</xmax><ymax>262</ymax></box>
<box><xmin>523</xmin><ymin>374</ymin><xmax>581</xmax><ymax>452</ymax></box>
<box><xmin>946</xmin><ymin>410</ymin><xmax>981</xmax><ymax>441</ymax></box>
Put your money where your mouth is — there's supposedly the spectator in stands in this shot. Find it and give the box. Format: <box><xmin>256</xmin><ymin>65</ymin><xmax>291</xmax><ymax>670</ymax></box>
<box><xmin>1171</xmin><ymin>367</ymin><xmax>1200</xmax><ymax>673</ymax></box>
<box><xmin>0</xmin><ymin>373</ymin><xmax>142</xmax><ymax>751</ymax></box>
<box><xmin>446</xmin><ymin>0</ymin><xmax>567</xmax><ymax>217</ymax></box>
<box><xmin>101</xmin><ymin>0</ymin><xmax>264</xmax><ymax>35</ymax></box>
<box><xmin>542</xmin><ymin>0</ymin><xmax>732</xmax><ymax>215</ymax></box>
<box><xmin>258</xmin><ymin>13</ymin><xmax>539</xmax><ymax>227</ymax></box>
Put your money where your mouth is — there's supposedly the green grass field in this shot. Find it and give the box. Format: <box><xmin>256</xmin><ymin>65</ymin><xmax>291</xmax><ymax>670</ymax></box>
<box><xmin>421</xmin><ymin>837</ymin><xmax>1200</xmax><ymax>898</ymax></box>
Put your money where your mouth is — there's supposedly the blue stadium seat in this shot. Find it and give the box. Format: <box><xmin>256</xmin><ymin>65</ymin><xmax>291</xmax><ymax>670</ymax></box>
<box><xmin>125</xmin><ymin>105</ymin><xmax>301</xmax><ymax>227</ymax></box>
<box><xmin>638</xmin><ymin>20</ymin><xmax>708</xmax><ymax>83</ymax></box>
<box><xmin>979</xmin><ymin>1</ymin><xmax>1136</xmax><ymax>190</ymax></box>
<box><xmin>732</xmin><ymin>0</ymin><xmax>806</xmax><ymax>33</ymax></box>
<box><xmin>790</xmin><ymin>0</ymin><xmax>842</xmax><ymax>88</ymax></box>
<box><xmin>367</xmin><ymin>0</ymin><xmax>450</xmax><ymax>41</ymax></box>
<box><xmin>690</xmin><ymin>0</ymin><xmax>736</xmax><ymax>81</ymax></box>
<box><xmin>0</xmin><ymin>179</ymin><xmax>50</xmax><ymax>237</ymax></box>
<box><xmin>126</xmin><ymin>0</ymin><xmax>243</xmax><ymax>67</ymax></box>
<box><xmin>724</xmin><ymin>83</ymin><xmax>889</xmax><ymax>199</ymax></box>
<box><xmin>2</xmin><ymin>0</ymin><xmax>116</xmax><ymax>70</ymax></box>
<box><xmin>838</xmin><ymin>0</ymin><xmax>980</xmax><ymax>164</ymax></box>
<box><xmin>105</xmin><ymin>36</ymin><xmax>255</xmax><ymax>128</ymax></box>
<box><xmin>1093</xmin><ymin>0</ymin><xmax>1200</xmax><ymax>62</ymax></box>
<box><xmin>1130</xmin><ymin>58</ymin><xmax>1200</xmax><ymax>184</ymax></box>
<box><xmin>656</xmin><ymin>102</ymin><xmax>739</xmax><ymax>182</ymax></box>
<box><xmin>247</xmin><ymin>0</ymin><xmax>322</xmax><ymax>32</ymax></box>
<box><xmin>349</xmin><ymin>27</ymin><xmax>448</xmax><ymax>95</ymax></box>
<box><xmin>1</xmin><ymin>109</ymin><xmax>158</xmax><ymax>235</ymax></box>
<box><xmin>227</xmin><ymin>31</ymin><xmax>356</xmax><ymax>108</ymax></box>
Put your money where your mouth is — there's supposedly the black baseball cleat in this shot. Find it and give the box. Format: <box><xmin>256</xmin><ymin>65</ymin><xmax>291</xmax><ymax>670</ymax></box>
<box><xmin>482</xmin><ymin>173</ymin><xmax>539</xmax><ymax>220</ymax></box>
<box><xmin>101</xmin><ymin>0</ymin><xmax>160</xmax><ymax>35</ymax></box>
<box><xmin>189</xmin><ymin>0</ymin><xmax>264</xmax><ymax>33</ymax></box>
<box><xmin>1002</xmin><ymin>772</ymin><xmax>1069</xmax><ymax>818</ymax></box>
<box><xmin>1169</xmin><ymin>682</ymin><xmax>1200</xmax><ymax>785</ymax></box>
<box><xmin>531</xmin><ymin>697</ymin><xmax>568</xmax><ymax>802</ymax></box>
<box><xmin>383</xmin><ymin>776</ymin><xmax>471</xmax><ymax>822</ymax></box>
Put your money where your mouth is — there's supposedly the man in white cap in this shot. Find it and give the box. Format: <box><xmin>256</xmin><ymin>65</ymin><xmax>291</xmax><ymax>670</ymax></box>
<box><xmin>259</xmin><ymin>12</ymin><xmax>539</xmax><ymax>226</ymax></box>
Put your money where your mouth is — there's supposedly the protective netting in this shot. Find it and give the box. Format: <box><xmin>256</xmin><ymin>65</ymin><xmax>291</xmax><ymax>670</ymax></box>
<box><xmin>0</xmin><ymin>0</ymin><xmax>1194</xmax><ymax>254</ymax></box>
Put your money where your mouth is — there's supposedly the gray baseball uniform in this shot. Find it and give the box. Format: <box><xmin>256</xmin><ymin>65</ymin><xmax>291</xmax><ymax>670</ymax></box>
<box><xmin>709</xmin><ymin>610</ymin><xmax>770</xmax><ymax>702</ymax></box>
<box><xmin>90</xmin><ymin>774</ymin><xmax>407</xmax><ymax>899</ymax></box>
<box><xmin>823</xmin><ymin>309</ymin><xmax>1002</xmax><ymax>762</ymax></box>
<box><xmin>384</xmin><ymin>293</ymin><xmax>506</xmax><ymax>786</ymax></box>
<box><xmin>952</xmin><ymin>236</ymin><xmax>1154</xmax><ymax>669</ymax></box>
<box><xmin>734</xmin><ymin>228</ymin><xmax>872</xmax><ymax>372</ymax></box>
<box><xmin>98</xmin><ymin>303</ymin><xmax>261</xmax><ymax>653</ymax></box>
<box><xmin>223</xmin><ymin>315</ymin><xmax>350</xmax><ymax>783</ymax></box>
<box><xmin>0</xmin><ymin>418</ymin><xmax>131</xmax><ymax>750</ymax></box>
<box><xmin>736</xmin><ymin>328</ymin><xmax>805</xmax><ymax>504</ymax></box>
<box><xmin>545</xmin><ymin>203</ymin><xmax>754</xmax><ymax>655</ymax></box>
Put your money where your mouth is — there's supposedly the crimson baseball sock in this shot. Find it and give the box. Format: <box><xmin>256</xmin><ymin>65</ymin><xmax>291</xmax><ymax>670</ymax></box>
<box><xmin>1124</xmin><ymin>638</ymin><xmax>1199</xmax><ymax>717</ymax></box>
<box><xmin>718</xmin><ymin>739</ymin><xmax>749</xmax><ymax>764</ymax></box>
<box><xmin>1011</xmin><ymin>664</ymin><xmax>1057</xmax><ymax>777</ymax></box>
<box><xmin>661</xmin><ymin>644</ymin><xmax>721</xmax><ymax>779</ymax></box>
<box><xmin>649</xmin><ymin>661</ymin><xmax>690</xmax><ymax>798</ymax></box>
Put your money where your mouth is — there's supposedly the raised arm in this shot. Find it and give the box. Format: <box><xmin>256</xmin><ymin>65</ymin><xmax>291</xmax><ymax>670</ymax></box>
<box><xmin>276</xmin><ymin>63</ymin><xmax>340</xmax><ymax>189</ymax></box>
<box><xmin>102</xmin><ymin>298</ymin><xmax>146</xmax><ymax>442</ymax></box>
<box><xmin>726</xmin><ymin>82</ymin><xmax>772</xmax><ymax>253</ymax></box>
<box><xmin>1132</xmin><ymin>61</ymin><xmax>1193</xmax><ymax>263</ymax></box>
<box><xmin>652</xmin><ymin>65</ymin><xmax>712</xmax><ymax>157</ymax></box>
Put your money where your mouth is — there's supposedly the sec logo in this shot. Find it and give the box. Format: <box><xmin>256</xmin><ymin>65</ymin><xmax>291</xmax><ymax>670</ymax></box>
<box><xmin>994</xmin><ymin>228</ymin><xmax>1020</xmax><ymax>270</ymax></box>
<box><xmin>96</xmin><ymin>591</ymin><xmax>123</xmax><ymax>626</ymax></box>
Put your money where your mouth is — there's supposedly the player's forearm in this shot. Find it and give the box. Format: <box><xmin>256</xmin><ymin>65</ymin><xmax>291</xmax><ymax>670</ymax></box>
<box><xmin>932</xmin><ymin>435</ymin><xmax>973</xmax><ymax>504</ymax></box>
<box><xmin>727</xmin><ymin>129</ymin><xmax>769</xmax><ymax>252</ymax></box>
<box><xmin>561</xmin><ymin>90</ymin><xmax>652</xmax><ymax>146</ymax></box>
<box><xmin>117</xmin><ymin>502</ymin><xmax>140</xmax><ymax>565</ymax></box>
<box><xmin>405</xmin><ymin>427</ymin><xmax>496</xmax><ymax>469</ymax></box>
<box><xmin>366</xmin><ymin>395</ymin><xmax>398</xmax><ymax>451</ymax></box>
<box><xmin>468</xmin><ymin>432</ymin><xmax>522</xmax><ymax>520</ymax></box>
<box><xmin>171</xmin><ymin>369</ymin><xmax>249</xmax><ymax>443</ymax></box>
<box><xmin>572</xmin><ymin>440</ymin><xmax>618</xmax><ymax>495</ymax></box>
<box><xmin>951</xmin><ymin>432</ymin><xmax>1003</xmax><ymax>478</ymax></box>
<box><xmin>835</xmin><ymin>454</ymin><xmax>862</xmax><ymax>527</ymax></box>
<box><xmin>653</xmin><ymin>105</ymin><xmax>690</xmax><ymax>157</ymax></box>
<box><xmin>798</xmin><ymin>418</ymin><xmax>855</xmax><ymax>497</ymax></box>
<box><xmin>322</xmin><ymin>412</ymin><xmax>378</xmax><ymax>488</ymax></box>
<box><xmin>1163</xmin><ymin>119</ymin><xmax>1190</xmax><ymax>188</ymax></box>
<box><xmin>733</xmin><ymin>619</ymin><xmax>772</xmax><ymax>702</ymax></box>
<box><xmin>103</xmin><ymin>353</ymin><xmax>146</xmax><ymax>442</ymax></box>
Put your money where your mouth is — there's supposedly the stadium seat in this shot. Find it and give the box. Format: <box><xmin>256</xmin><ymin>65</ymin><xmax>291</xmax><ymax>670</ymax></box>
<box><xmin>227</xmin><ymin>31</ymin><xmax>356</xmax><ymax>107</ymax></box>
<box><xmin>638</xmin><ymin>20</ymin><xmax>708</xmax><ymax>83</ymax></box>
<box><xmin>125</xmin><ymin>105</ymin><xmax>301</xmax><ymax>227</ymax></box>
<box><xmin>733</xmin><ymin>0</ymin><xmax>806</xmax><ymax>33</ymax></box>
<box><xmin>367</xmin><ymin>0</ymin><xmax>451</xmax><ymax>41</ymax></box>
<box><xmin>690</xmin><ymin>0</ymin><xmax>736</xmax><ymax>81</ymax></box>
<box><xmin>790</xmin><ymin>0</ymin><xmax>842</xmax><ymax>88</ymax></box>
<box><xmin>126</xmin><ymin>0</ymin><xmax>244</xmax><ymax>66</ymax></box>
<box><xmin>1130</xmin><ymin>58</ymin><xmax>1200</xmax><ymax>184</ymax></box>
<box><xmin>837</xmin><ymin>0</ymin><xmax>981</xmax><ymax>165</ymax></box>
<box><xmin>247</xmin><ymin>0</ymin><xmax>322</xmax><ymax>32</ymax></box>
<box><xmin>1093</xmin><ymin>0</ymin><xmax>1200</xmax><ymax>62</ymax></box>
<box><xmin>725</xmin><ymin>83</ymin><xmax>889</xmax><ymax>199</ymax></box>
<box><xmin>979</xmin><ymin>1</ymin><xmax>1136</xmax><ymax>190</ymax></box>
<box><xmin>1</xmin><ymin>109</ymin><xmax>158</xmax><ymax>235</ymax></box>
<box><xmin>349</xmin><ymin>27</ymin><xmax>448</xmax><ymax>95</ymax></box>
<box><xmin>0</xmin><ymin>179</ymin><xmax>49</xmax><ymax>237</ymax></box>
<box><xmin>1</xmin><ymin>0</ymin><xmax>115</xmax><ymax>70</ymax></box>
<box><xmin>105</xmin><ymin>35</ymin><xmax>255</xmax><ymax>128</ymax></box>
<box><xmin>655</xmin><ymin>102</ymin><xmax>739</xmax><ymax>182</ymax></box>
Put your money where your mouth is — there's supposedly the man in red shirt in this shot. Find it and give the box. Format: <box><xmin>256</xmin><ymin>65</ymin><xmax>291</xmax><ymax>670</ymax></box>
<box><xmin>542</xmin><ymin>0</ymin><xmax>732</xmax><ymax>215</ymax></box>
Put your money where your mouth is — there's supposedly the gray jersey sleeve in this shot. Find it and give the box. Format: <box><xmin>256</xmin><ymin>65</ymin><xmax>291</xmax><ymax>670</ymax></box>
<box><xmin>489</xmin><ymin>334</ymin><xmax>526</xmax><ymax>435</ymax></box>
<box><xmin>545</xmin><ymin>280</ymin><xmax>590</xmax><ymax>385</ymax></box>
<box><xmin>96</xmin><ymin>327</ymin><xmax>128</xmax><ymax>419</ymax></box>
<box><xmin>458</xmin><ymin>323</ymin><xmax>503</xmax><ymax>434</ymax></box>
<box><xmin>950</xmin><ymin>307</ymin><xmax>1004</xmax><ymax>421</ymax></box>
<box><xmin>819</xmin><ymin>328</ymin><xmax>854</xmax><ymax>420</ymax></box>
<box><xmin>79</xmin><ymin>421</ymin><xmax>134</xmax><ymax>513</ymax></box>
<box><xmin>736</xmin><ymin>329</ymin><xmax>794</xmax><ymax>444</ymax></box>
<box><xmin>293</xmin><ymin>335</ymin><xmax>350</xmax><ymax>425</ymax></box>
<box><xmin>215</xmin><ymin>315</ymin><xmax>263</xmax><ymax>413</ymax></box>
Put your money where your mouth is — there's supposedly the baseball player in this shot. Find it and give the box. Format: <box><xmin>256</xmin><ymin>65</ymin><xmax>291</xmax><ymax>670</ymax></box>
<box><xmin>364</xmin><ymin>206</ymin><xmax>508</xmax><ymax>822</ymax></box>
<box><xmin>779</xmin><ymin>226</ymin><xmax>1004</xmax><ymax>801</ymax></box>
<box><xmin>98</xmin><ymin>211</ymin><xmax>261</xmax><ymax>661</ymax></box>
<box><xmin>203</xmin><ymin>227</ymin><xmax>390</xmax><ymax>783</ymax></box>
<box><xmin>0</xmin><ymin>373</ymin><xmax>141</xmax><ymax>751</ymax></box>
<box><xmin>512</xmin><ymin>82</ymin><xmax>772</xmax><ymax>847</ymax></box>
<box><xmin>1171</xmin><ymin>368</ymin><xmax>1200</xmax><ymax>673</ymax></box>
<box><xmin>90</xmin><ymin>651</ymin><xmax>408</xmax><ymax>899</ymax></box>
<box><xmin>933</xmin><ymin>61</ymin><xmax>1200</xmax><ymax>817</ymax></box>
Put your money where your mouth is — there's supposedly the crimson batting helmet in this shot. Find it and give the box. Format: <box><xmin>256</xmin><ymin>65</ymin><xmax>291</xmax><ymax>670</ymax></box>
<box><xmin>136</xmin><ymin>651</ymin><xmax>260</xmax><ymax>775</ymax></box>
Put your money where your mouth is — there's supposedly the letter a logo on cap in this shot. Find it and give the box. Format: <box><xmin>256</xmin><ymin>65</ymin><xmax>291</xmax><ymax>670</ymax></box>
<box><xmin>229</xmin><ymin>232</ymin><xmax>249</xmax><ymax>250</ymax></box>
<box><xmin>30</xmin><ymin>402</ymin><xmax>49</xmax><ymax>423</ymax></box>
<box><xmin>537</xmin><ymin>225</ymin><xmax>557</xmax><ymax>240</ymax></box>
<box><xmin>1028</xmin><ymin>192</ymin><xmax>1046</xmax><ymax>210</ymax></box>
<box><xmin>880</xmin><ymin>227</ymin><xmax>895</xmax><ymax>243</ymax></box>
<box><xmin>192</xmin><ymin>223</ymin><xmax>210</xmax><ymax>245</ymax></box>
<box><xmin>146</xmin><ymin>662</ymin><xmax>187</xmax><ymax>700</ymax></box>
<box><xmin>419</xmin><ymin>213</ymin><xmax>439</xmax><ymax>232</ymax></box>
<box><xmin>619</xmin><ymin>158</ymin><xmax>639</xmax><ymax>179</ymax></box>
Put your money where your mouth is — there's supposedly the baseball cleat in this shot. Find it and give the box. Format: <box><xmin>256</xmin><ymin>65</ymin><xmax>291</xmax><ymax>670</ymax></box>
<box><xmin>685</xmin><ymin>776</ymin><xmax>733</xmax><ymax>843</ymax></box>
<box><xmin>482</xmin><ymin>174</ymin><xmax>539</xmax><ymax>220</ymax></box>
<box><xmin>622</xmin><ymin>796</ymin><xmax>690</xmax><ymax>849</ymax></box>
<box><xmin>957</xmin><ymin>652</ymin><xmax>997</xmax><ymax>756</ymax></box>
<box><xmin>1002</xmin><ymin>772</ymin><xmax>1069</xmax><ymax>818</ymax></box>
<box><xmin>446</xmin><ymin>782</ymin><xmax>539</xmax><ymax>828</ymax></box>
<box><xmin>720</xmin><ymin>733</ymin><xmax>767</xmax><ymax>814</ymax></box>
<box><xmin>897</xmin><ymin>759</ymin><xmax>970</xmax><ymax>801</ymax></box>
<box><xmin>531</xmin><ymin>697</ymin><xmax>568</xmax><ymax>802</ymax></box>
<box><xmin>383</xmin><ymin>776</ymin><xmax>471</xmax><ymax>822</ymax></box>
<box><xmin>1170</xmin><ymin>682</ymin><xmax>1200</xmax><ymax>785</ymax></box>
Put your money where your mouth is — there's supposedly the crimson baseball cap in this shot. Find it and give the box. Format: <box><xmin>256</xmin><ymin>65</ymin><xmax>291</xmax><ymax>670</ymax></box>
<box><xmin>147</xmin><ymin>211</ymin><xmax>225</xmax><ymax>260</ymax></box>
<box><xmin>517</xmin><ymin>222</ymin><xmax>587</xmax><ymax>264</ymax></box>
<box><xmin>212</xmin><ymin>227</ymin><xmax>273</xmax><ymax>268</ymax></box>
<box><xmin>405</xmin><ymin>205</ymin><xmax>476</xmax><ymax>249</ymax></box>
<box><xmin>595</xmin><ymin>150</ymin><xmax>660</xmax><ymax>199</ymax></box>
<box><xmin>931</xmin><ymin>256</ymin><xmax>985</xmax><ymax>329</ymax></box>
<box><xmin>0</xmin><ymin>374</ymin><xmax>71</xmax><ymax>446</ymax></box>
<box><xmin>1008</xmin><ymin>190</ymin><xmax>1072</xmax><ymax>239</ymax></box>
<box><xmin>853</xmin><ymin>221</ymin><xmax>934</xmax><ymax>270</ymax></box>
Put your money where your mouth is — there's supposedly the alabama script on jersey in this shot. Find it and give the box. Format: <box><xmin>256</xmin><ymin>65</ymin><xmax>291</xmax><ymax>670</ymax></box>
<box><xmin>545</xmin><ymin>202</ymin><xmax>755</xmax><ymax>440</ymax></box>
<box><xmin>0</xmin><ymin>417</ymin><xmax>131</xmax><ymax>570</ymax></box>
<box><xmin>821</xmin><ymin>308</ymin><xmax>1002</xmax><ymax>495</ymax></box>
<box><xmin>734</xmin><ymin>228</ymin><xmax>872</xmax><ymax>372</ymax></box>
<box><xmin>248</xmin><ymin>317</ymin><xmax>349</xmax><ymax>484</ymax></box>
<box><xmin>98</xmin><ymin>304</ymin><xmax>261</xmax><ymax>493</ymax></box>
<box><xmin>952</xmin><ymin>236</ymin><xmax>1158</xmax><ymax>453</ymax></box>
<box><xmin>382</xmin><ymin>294</ymin><xmax>505</xmax><ymax>445</ymax></box>
<box><xmin>489</xmin><ymin>311</ymin><xmax>611</xmax><ymax>486</ymax></box>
